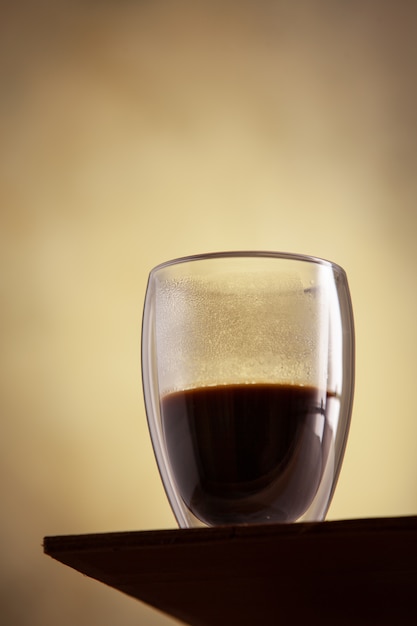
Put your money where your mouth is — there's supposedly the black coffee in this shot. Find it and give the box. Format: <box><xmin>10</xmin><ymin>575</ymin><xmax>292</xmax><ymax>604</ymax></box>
<box><xmin>161</xmin><ymin>383</ymin><xmax>328</xmax><ymax>525</ymax></box>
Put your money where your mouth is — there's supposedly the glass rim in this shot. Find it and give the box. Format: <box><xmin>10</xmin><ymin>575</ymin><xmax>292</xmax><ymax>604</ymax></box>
<box><xmin>148</xmin><ymin>250</ymin><xmax>347</xmax><ymax>276</ymax></box>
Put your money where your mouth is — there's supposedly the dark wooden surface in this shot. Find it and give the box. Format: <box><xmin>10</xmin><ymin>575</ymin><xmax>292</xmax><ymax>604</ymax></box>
<box><xmin>44</xmin><ymin>516</ymin><xmax>417</xmax><ymax>625</ymax></box>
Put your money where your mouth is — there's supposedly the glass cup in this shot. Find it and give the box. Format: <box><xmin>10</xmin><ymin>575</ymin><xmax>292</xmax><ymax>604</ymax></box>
<box><xmin>142</xmin><ymin>251</ymin><xmax>354</xmax><ymax>528</ymax></box>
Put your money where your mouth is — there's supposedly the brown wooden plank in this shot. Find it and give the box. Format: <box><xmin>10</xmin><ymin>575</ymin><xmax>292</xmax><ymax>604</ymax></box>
<box><xmin>44</xmin><ymin>516</ymin><xmax>417</xmax><ymax>625</ymax></box>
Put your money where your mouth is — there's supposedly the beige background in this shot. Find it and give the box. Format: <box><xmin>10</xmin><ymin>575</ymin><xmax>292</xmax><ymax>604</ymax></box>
<box><xmin>1</xmin><ymin>1</ymin><xmax>417</xmax><ymax>624</ymax></box>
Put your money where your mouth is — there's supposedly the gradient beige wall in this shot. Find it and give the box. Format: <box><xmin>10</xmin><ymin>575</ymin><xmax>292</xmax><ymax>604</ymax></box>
<box><xmin>1</xmin><ymin>1</ymin><xmax>416</xmax><ymax>624</ymax></box>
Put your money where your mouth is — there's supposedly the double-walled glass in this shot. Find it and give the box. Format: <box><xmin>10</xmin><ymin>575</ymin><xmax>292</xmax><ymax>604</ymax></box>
<box><xmin>142</xmin><ymin>252</ymin><xmax>354</xmax><ymax>528</ymax></box>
